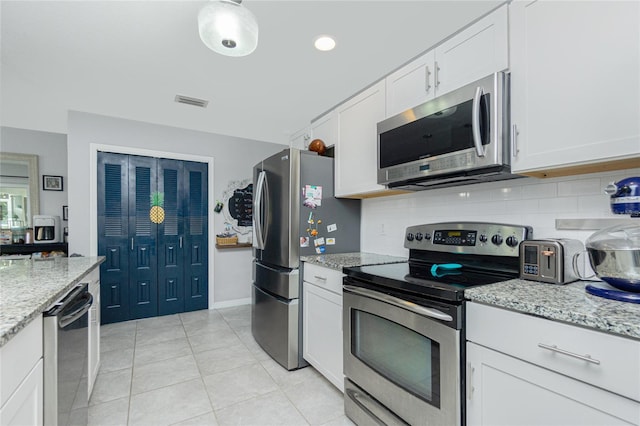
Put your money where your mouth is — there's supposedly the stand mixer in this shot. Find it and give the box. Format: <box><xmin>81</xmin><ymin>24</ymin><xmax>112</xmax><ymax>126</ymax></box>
<box><xmin>585</xmin><ymin>177</ymin><xmax>640</xmax><ymax>303</ymax></box>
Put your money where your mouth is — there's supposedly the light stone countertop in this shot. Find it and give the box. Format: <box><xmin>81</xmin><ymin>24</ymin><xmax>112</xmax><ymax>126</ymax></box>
<box><xmin>465</xmin><ymin>279</ymin><xmax>640</xmax><ymax>341</ymax></box>
<box><xmin>0</xmin><ymin>256</ymin><xmax>105</xmax><ymax>347</ymax></box>
<box><xmin>301</xmin><ymin>252</ymin><xmax>407</xmax><ymax>271</ymax></box>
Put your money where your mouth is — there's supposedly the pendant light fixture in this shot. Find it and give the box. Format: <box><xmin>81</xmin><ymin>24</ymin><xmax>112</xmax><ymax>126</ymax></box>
<box><xmin>198</xmin><ymin>0</ymin><xmax>258</xmax><ymax>57</ymax></box>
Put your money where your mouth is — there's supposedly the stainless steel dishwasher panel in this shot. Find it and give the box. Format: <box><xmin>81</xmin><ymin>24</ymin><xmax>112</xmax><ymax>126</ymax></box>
<box><xmin>44</xmin><ymin>283</ymin><xmax>93</xmax><ymax>426</ymax></box>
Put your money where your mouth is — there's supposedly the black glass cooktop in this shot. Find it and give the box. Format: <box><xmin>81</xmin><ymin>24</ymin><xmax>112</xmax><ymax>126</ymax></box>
<box><xmin>344</xmin><ymin>260</ymin><xmax>518</xmax><ymax>303</ymax></box>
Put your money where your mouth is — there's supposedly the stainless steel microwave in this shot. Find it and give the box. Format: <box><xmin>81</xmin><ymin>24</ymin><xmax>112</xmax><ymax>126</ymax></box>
<box><xmin>377</xmin><ymin>72</ymin><xmax>521</xmax><ymax>190</ymax></box>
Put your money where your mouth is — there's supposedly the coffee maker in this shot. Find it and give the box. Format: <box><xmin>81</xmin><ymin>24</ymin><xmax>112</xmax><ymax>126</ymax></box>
<box><xmin>33</xmin><ymin>215</ymin><xmax>61</xmax><ymax>243</ymax></box>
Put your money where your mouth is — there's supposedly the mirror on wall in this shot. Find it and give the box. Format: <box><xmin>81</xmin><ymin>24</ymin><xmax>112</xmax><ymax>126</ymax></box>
<box><xmin>0</xmin><ymin>152</ymin><xmax>40</xmax><ymax>229</ymax></box>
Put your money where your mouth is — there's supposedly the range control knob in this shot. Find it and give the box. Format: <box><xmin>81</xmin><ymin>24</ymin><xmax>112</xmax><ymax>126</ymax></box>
<box><xmin>506</xmin><ymin>236</ymin><xmax>519</xmax><ymax>247</ymax></box>
<box><xmin>491</xmin><ymin>234</ymin><xmax>503</xmax><ymax>245</ymax></box>
<box><xmin>425</xmin><ymin>233</ymin><xmax>431</xmax><ymax>240</ymax></box>
<box><xmin>415</xmin><ymin>232</ymin><xmax>423</xmax><ymax>241</ymax></box>
<box><xmin>407</xmin><ymin>233</ymin><xmax>415</xmax><ymax>242</ymax></box>
<box><xmin>479</xmin><ymin>234</ymin><xmax>488</xmax><ymax>243</ymax></box>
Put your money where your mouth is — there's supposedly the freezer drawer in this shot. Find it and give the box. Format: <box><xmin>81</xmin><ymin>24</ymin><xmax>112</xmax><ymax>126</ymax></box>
<box><xmin>251</xmin><ymin>284</ymin><xmax>299</xmax><ymax>370</ymax></box>
<box><xmin>253</xmin><ymin>261</ymin><xmax>299</xmax><ymax>299</ymax></box>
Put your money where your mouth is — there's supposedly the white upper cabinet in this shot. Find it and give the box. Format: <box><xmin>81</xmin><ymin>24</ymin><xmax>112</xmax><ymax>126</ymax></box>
<box><xmin>510</xmin><ymin>0</ymin><xmax>640</xmax><ymax>176</ymax></box>
<box><xmin>434</xmin><ymin>4</ymin><xmax>508</xmax><ymax>97</ymax></box>
<box><xmin>289</xmin><ymin>126</ymin><xmax>311</xmax><ymax>150</ymax></box>
<box><xmin>310</xmin><ymin>110</ymin><xmax>338</xmax><ymax>148</ymax></box>
<box><xmin>335</xmin><ymin>80</ymin><xmax>387</xmax><ymax>198</ymax></box>
<box><xmin>385</xmin><ymin>50</ymin><xmax>436</xmax><ymax>118</ymax></box>
<box><xmin>385</xmin><ymin>4</ymin><xmax>508</xmax><ymax>118</ymax></box>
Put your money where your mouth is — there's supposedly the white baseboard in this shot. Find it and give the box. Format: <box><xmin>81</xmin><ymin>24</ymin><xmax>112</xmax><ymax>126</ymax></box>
<box><xmin>211</xmin><ymin>297</ymin><xmax>251</xmax><ymax>309</ymax></box>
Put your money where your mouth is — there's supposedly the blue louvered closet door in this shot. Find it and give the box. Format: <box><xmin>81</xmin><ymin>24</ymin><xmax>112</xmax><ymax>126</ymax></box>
<box><xmin>183</xmin><ymin>160</ymin><xmax>208</xmax><ymax>312</ymax></box>
<box><xmin>98</xmin><ymin>152</ymin><xmax>208</xmax><ymax>324</ymax></box>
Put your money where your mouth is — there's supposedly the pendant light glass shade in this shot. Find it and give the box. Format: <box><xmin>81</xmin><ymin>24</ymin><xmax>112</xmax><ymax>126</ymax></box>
<box><xmin>198</xmin><ymin>0</ymin><xmax>258</xmax><ymax>57</ymax></box>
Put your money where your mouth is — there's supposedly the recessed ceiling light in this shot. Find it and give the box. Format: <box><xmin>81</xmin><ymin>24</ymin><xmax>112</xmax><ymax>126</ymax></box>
<box><xmin>314</xmin><ymin>35</ymin><xmax>336</xmax><ymax>52</ymax></box>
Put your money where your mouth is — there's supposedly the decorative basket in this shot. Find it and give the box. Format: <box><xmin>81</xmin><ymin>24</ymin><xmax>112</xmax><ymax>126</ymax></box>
<box><xmin>216</xmin><ymin>235</ymin><xmax>238</xmax><ymax>246</ymax></box>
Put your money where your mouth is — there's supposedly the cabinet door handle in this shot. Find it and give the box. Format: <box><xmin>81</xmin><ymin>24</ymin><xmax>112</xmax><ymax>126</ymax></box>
<box><xmin>434</xmin><ymin>61</ymin><xmax>440</xmax><ymax>88</ymax></box>
<box><xmin>511</xmin><ymin>124</ymin><xmax>519</xmax><ymax>157</ymax></box>
<box><xmin>425</xmin><ymin>65</ymin><xmax>431</xmax><ymax>93</ymax></box>
<box><xmin>538</xmin><ymin>343</ymin><xmax>601</xmax><ymax>365</ymax></box>
<box><xmin>131</xmin><ymin>238</ymin><xmax>134</xmax><ymax>251</ymax></box>
<box><xmin>313</xmin><ymin>275</ymin><xmax>327</xmax><ymax>281</ymax></box>
<box><xmin>467</xmin><ymin>362</ymin><xmax>475</xmax><ymax>401</ymax></box>
<box><xmin>179</xmin><ymin>236</ymin><xmax>183</xmax><ymax>249</ymax></box>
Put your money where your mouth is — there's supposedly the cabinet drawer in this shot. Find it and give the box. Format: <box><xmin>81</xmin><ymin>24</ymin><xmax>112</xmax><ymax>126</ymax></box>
<box><xmin>303</xmin><ymin>263</ymin><xmax>344</xmax><ymax>295</ymax></box>
<box><xmin>467</xmin><ymin>303</ymin><xmax>640</xmax><ymax>402</ymax></box>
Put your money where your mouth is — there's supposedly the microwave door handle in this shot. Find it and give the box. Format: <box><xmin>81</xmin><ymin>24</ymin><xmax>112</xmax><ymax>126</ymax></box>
<box><xmin>254</xmin><ymin>171</ymin><xmax>266</xmax><ymax>249</ymax></box>
<box><xmin>471</xmin><ymin>86</ymin><xmax>486</xmax><ymax>157</ymax></box>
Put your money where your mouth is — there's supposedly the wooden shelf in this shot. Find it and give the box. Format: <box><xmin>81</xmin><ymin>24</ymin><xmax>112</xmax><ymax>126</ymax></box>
<box><xmin>215</xmin><ymin>243</ymin><xmax>253</xmax><ymax>249</ymax></box>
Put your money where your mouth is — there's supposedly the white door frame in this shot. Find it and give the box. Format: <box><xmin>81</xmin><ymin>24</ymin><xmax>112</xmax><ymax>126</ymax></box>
<box><xmin>89</xmin><ymin>143</ymin><xmax>216</xmax><ymax>309</ymax></box>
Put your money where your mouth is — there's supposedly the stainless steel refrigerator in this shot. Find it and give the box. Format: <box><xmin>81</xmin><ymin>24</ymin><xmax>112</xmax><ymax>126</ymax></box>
<box><xmin>252</xmin><ymin>148</ymin><xmax>360</xmax><ymax>370</ymax></box>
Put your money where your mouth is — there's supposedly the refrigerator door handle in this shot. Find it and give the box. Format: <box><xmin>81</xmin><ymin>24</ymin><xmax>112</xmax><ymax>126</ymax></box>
<box><xmin>254</xmin><ymin>170</ymin><xmax>267</xmax><ymax>249</ymax></box>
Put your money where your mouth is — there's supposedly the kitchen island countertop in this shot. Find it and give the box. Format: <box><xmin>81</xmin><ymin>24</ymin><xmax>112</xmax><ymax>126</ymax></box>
<box><xmin>301</xmin><ymin>252</ymin><xmax>406</xmax><ymax>272</ymax></box>
<box><xmin>465</xmin><ymin>279</ymin><xmax>640</xmax><ymax>341</ymax></box>
<box><xmin>0</xmin><ymin>256</ymin><xmax>105</xmax><ymax>347</ymax></box>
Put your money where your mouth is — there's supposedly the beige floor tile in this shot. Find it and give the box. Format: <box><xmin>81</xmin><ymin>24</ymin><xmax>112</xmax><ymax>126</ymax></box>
<box><xmin>128</xmin><ymin>379</ymin><xmax>212</xmax><ymax>426</ymax></box>
<box><xmin>89</xmin><ymin>368</ymin><xmax>132</xmax><ymax>406</ymax></box>
<box><xmin>215</xmin><ymin>390</ymin><xmax>309</xmax><ymax>426</ymax></box>
<box><xmin>170</xmin><ymin>411</ymin><xmax>219</xmax><ymax>426</ymax></box>
<box><xmin>100</xmin><ymin>320</ymin><xmax>137</xmax><ymax>337</ymax></box>
<box><xmin>136</xmin><ymin>313</ymin><xmax>182</xmax><ymax>330</ymax></box>
<box><xmin>99</xmin><ymin>348</ymin><xmax>134</xmax><ymax>374</ymax></box>
<box><xmin>182</xmin><ymin>316</ymin><xmax>231</xmax><ymax>337</ymax></box>
<box><xmin>135</xmin><ymin>324</ymin><xmax>186</xmax><ymax>346</ymax></box>
<box><xmin>194</xmin><ymin>343</ymin><xmax>256</xmax><ymax>377</ymax></box>
<box><xmin>179</xmin><ymin>308</ymin><xmax>224</xmax><ymax>325</ymax></box>
<box><xmin>283</xmin><ymin>375</ymin><xmax>345</xmax><ymax>425</ymax></box>
<box><xmin>187</xmin><ymin>328</ymin><xmax>243</xmax><ymax>354</ymax></box>
<box><xmin>100</xmin><ymin>328</ymin><xmax>136</xmax><ymax>353</ymax></box>
<box><xmin>88</xmin><ymin>397</ymin><xmax>130</xmax><ymax>426</ymax></box>
<box><xmin>132</xmin><ymin>353</ymin><xmax>201</xmax><ymax>395</ymax></box>
<box><xmin>203</xmin><ymin>363</ymin><xmax>278</xmax><ymax>410</ymax></box>
<box><xmin>260</xmin><ymin>358</ymin><xmax>323</xmax><ymax>389</ymax></box>
<box><xmin>134</xmin><ymin>337</ymin><xmax>192</xmax><ymax>366</ymax></box>
<box><xmin>318</xmin><ymin>415</ymin><xmax>355</xmax><ymax>426</ymax></box>
<box><xmin>218</xmin><ymin>305</ymin><xmax>252</xmax><ymax>330</ymax></box>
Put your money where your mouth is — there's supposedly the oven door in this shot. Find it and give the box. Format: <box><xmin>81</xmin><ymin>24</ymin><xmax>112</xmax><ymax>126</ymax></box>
<box><xmin>343</xmin><ymin>284</ymin><xmax>461</xmax><ymax>426</ymax></box>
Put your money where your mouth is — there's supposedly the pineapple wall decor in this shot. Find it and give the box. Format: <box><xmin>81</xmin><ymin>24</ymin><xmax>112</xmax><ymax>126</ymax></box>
<box><xmin>150</xmin><ymin>191</ymin><xmax>165</xmax><ymax>224</ymax></box>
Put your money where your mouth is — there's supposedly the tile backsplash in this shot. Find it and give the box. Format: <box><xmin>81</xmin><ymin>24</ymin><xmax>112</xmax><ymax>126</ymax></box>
<box><xmin>362</xmin><ymin>167</ymin><xmax>640</xmax><ymax>257</ymax></box>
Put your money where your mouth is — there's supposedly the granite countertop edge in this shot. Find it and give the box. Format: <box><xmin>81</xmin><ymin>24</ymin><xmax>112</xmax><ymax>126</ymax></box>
<box><xmin>301</xmin><ymin>252</ymin><xmax>407</xmax><ymax>271</ymax></box>
<box><xmin>465</xmin><ymin>279</ymin><xmax>640</xmax><ymax>341</ymax></box>
<box><xmin>0</xmin><ymin>257</ymin><xmax>105</xmax><ymax>348</ymax></box>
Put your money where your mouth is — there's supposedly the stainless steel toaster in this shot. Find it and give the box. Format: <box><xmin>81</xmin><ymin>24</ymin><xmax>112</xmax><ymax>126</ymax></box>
<box><xmin>520</xmin><ymin>239</ymin><xmax>585</xmax><ymax>284</ymax></box>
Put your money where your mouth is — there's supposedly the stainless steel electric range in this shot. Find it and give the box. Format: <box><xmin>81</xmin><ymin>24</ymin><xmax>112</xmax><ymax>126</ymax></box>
<box><xmin>342</xmin><ymin>221</ymin><xmax>533</xmax><ymax>426</ymax></box>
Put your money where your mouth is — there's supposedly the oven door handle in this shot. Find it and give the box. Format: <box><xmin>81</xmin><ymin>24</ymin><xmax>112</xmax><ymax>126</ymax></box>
<box><xmin>344</xmin><ymin>285</ymin><xmax>454</xmax><ymax>322</ymax></box>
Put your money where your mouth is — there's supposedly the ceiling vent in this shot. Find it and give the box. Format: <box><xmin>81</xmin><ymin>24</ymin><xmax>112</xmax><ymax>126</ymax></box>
<box><xmin>174</xmin><ymin>95</ymin><xmax>209</xmax><ymax>108</ymax></box>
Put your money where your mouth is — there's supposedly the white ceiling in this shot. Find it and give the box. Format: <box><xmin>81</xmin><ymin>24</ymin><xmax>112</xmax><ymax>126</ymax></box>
<box><xmin>1</xmin><ymin>0</ymin><xmax>502</xmax><ymax>145</ymax></box>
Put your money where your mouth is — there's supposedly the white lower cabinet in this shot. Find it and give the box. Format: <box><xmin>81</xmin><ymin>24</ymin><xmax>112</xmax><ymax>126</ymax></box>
<box><xmin>87</xmin><ymin>268</ymin><xmax>101</xmax><ymax>397</ymax></box>
<box><xmin>302</xmin><ymin>263</ymin><xmax>344</xmax><ymax>392</ymax></box>
<box><xmin>466</xmin><ymin>303</ymin><xmax>640</xmax><ymax>425</ymax></box>
<box><xmin>0</xmin><ymin>317</ymin><xmax>44</xmax><ymax>426</ymax></box>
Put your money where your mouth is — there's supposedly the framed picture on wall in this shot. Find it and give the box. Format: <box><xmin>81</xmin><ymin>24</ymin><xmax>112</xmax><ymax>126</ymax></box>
<box><xmin>62</xmin><ymin>205</ymin><xmax>68</xmax><ymax>221</ymax></box>
<box><xmin>43</xmin><ymin>175</ymin><xmax>63</xmax><ymax>191</ymax></box>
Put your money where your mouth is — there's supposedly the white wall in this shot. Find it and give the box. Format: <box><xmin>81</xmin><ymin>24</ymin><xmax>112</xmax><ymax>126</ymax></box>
<box><xmin>67</xmin><ymin>111</ymin><xmax>286</xmax><ymax>306</ymax></box>
<box><xmin>362</xmin><ymin>167</ymin><xmax>640</xmax><ymax>257</ymax></box>
<box><xmin>0</xmin><ymin>126</ymin><xmax>68</xmax><ymax>224</ymax></box>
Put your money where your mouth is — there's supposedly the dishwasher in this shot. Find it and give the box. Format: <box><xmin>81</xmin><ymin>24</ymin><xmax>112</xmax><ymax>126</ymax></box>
<box><xmin>43</xmin><ymin>283</ymin><xmax>93</xmax><ymax>426</ymax></box>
